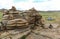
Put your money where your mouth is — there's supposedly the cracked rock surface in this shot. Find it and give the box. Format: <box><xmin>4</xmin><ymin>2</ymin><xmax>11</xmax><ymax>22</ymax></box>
<box><xmin>0</xmin><ymin>26</ymin><xmax>60</xmax><ymax>39</ymax></box>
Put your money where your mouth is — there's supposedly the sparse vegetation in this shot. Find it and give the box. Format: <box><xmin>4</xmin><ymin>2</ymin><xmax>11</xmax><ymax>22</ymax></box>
<box><xmin>39</xmin><ymin>11</ymin><xmax>60</xmax><ymax>23</ymax></box>
<box><xmin>0</xmin><ymin>12</ymin><xmax>2</xmax><ymax>21</ymax></box>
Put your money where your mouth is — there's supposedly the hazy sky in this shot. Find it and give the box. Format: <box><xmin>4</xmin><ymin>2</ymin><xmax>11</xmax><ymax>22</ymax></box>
<box><xmin>0</xmin><ymin>0</ymin><xmax>60</xmax><ymax>11</ymax></box>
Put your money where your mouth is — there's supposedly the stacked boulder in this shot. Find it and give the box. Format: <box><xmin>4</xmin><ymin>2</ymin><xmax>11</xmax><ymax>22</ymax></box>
<box><xmin>23</xmin><ymin>8</ymin><xmax>44</xmax><ymax>29</ymax></box>
<box><xmin>1</xmin><ymin>6</ymin><xmax>44</xmax><ymax>30</ymax></box>
<box><xmin>2</xmin><ymin>6</ymin><xmax>28</xmax><ymax>29</ymax></box>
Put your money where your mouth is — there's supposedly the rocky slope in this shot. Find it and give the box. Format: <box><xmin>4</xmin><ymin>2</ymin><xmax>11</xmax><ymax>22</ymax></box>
<box><xmin>0</xmin><ymin>25</ymin><xmax>60</xmax><ymax>39</ymax></box>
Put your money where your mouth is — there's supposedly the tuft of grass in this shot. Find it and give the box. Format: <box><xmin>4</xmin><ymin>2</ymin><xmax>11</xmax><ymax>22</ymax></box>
<box><xmin>20</xmin><ymin>35</ymin><xmax>26</xmax><ymax>39</ymax></box>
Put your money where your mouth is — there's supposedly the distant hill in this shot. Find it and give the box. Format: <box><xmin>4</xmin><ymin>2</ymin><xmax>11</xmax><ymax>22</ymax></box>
<box><xmin>0</xmin><ymin>8</ymin><xmax>60</xmax><ymax>13</ymax></box>
<box><xmin>0</xmin><ymin>8</ymin><xmax>7</xmax><ymax>12</ymax></box>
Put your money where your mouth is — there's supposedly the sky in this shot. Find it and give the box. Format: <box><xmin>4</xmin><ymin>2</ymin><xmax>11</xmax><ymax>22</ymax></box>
<box><xmin>0</xmin><ymin>0</ymin><xmax>60</xmax><ymax>11</ymax></box>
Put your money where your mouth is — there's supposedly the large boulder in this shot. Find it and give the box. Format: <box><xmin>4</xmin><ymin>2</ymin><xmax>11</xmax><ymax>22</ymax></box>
<box><xmin>7</xmin><ymin>19</ymin><xmax>28</xmax><ymax>27</ymax></box>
